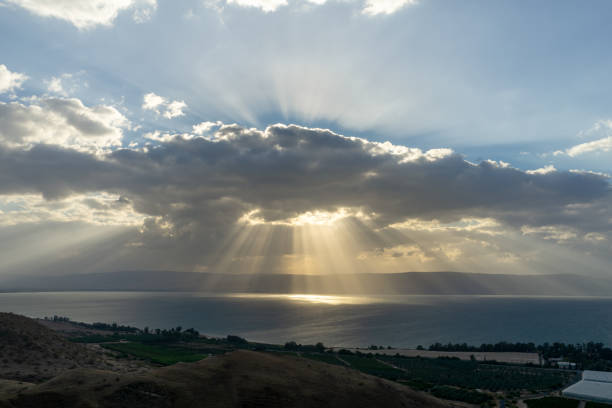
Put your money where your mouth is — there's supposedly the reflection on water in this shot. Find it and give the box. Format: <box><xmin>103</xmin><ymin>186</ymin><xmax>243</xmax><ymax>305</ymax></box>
<box><xmin>1</xmin><ymin>292</ymin><xmax>612</xmax><ymax>348</ymax></box>
<box><xmin>227</xmin><ymin>293</ymin><xmax>378</xmax><ymax>305</ymax></box>
<box><xmin>224</xmin><ymin>293</ymin><xmax>443</xmax><ymax>305</ymax></box>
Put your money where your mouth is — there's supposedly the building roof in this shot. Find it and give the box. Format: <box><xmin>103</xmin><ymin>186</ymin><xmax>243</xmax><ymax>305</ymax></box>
<box><xmin>563</xmin><ymin>370</ymin><xmax>612</xmax><ymax>404</ymax></box>
<box><xmin>583</xmin><ymin>370</ymin><xmax>612</xmax><ymax>383</ymax></box>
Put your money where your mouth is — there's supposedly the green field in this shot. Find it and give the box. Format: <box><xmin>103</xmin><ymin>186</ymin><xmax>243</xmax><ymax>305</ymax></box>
<box><xmin>335</xmin><ymin>355</ymin><xmax>492</xmax><ymax>405</ymax></box>
<box><xmin>101</xmin><ymin>342</ymin><xmax>209</xmax><ymax>365</ymax></box>
<box><xmin>300</xmin><ymin>352</ymin><xmax>347</xmax><ymax>366</ymax></box>
<box><xmin>339</xmin><ymin>355</ymin><xmax>405</xmax><ymax>380</ymax></box>
<box><xmin>379</xmin><ymin>356</ymin><xmax>576</xmax><ymax>391</ymax></box>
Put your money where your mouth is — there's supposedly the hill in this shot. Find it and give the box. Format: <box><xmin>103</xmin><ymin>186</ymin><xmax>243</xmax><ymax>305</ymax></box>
<box><xmin>0</xmin><ymin>314</ymin><xmax>453</xmax><ymax>407</ymax></box>
<box><xmin>0</xmin><ymin>313</ymin><xmax>106</xmax><ymax>382</ymax></box>
<box><xmin>3</xmin><ymin>270</ymin><xmax>612</xmax><ymax>296</ymax></box>
<box><xmin>0</xmin><ymin>313</ymin><xmax>147</xmax><ymax>383</ymax></box>
<box><xmin>0</xmin><ymin>350</ymin><xmax>452</xmax><ymax>408</ymax></box>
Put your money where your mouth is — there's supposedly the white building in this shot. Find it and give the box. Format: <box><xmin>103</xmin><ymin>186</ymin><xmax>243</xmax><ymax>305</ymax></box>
<box><xmin>562</xmin><ymin>370</ymin><xmax>612</xmax><ymax>404</ymax></box>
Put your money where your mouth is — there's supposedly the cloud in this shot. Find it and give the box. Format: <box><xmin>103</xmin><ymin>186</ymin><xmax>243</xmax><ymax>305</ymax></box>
<box><xmin>566</xmin><ymin>136</ymin><xmax>612</xmax><ymax>157</ymax></box>
<box><xmin>0</xmin><ymin>64</ymin><xmax>27</xmax><ymax>94</ymax></box>
<box><xmin>207</xmin><ymin>0</ymin><xmax>417</xmax><ymax>14</ymax></box>
<box><xmin>4</xmin><ymin>0</ymin><xmax>157</xmax><ymax>29</ymax></box>
<box><xmin>142</xmin><ymin>92</ymin><xmax>187</xmax><ymax>119</ymax></box>
<box><xmin>226</xmin><ymin>0</ymin><xmax>288</xmax><ymax>12</ymax></box>
<box><xmin>555</xmin><ymin>120</ymin><xmax>612</xmax><ymax>157</ymax></box>
<box><xmin>362</xmin><ymin>0</ymin><xmax>417</xmax><ymax>15</ymax></box>
<box><xmin>46</xmin><ymin>77</ymin><xmax>65</xmax><ymax>95</ymax></box>
<box><xmin>0</xmin><ymin>193</ymin><xmax>144</xmax><ymax>227</ymax></box>
<box><xmin>0</xmin><ymin>122</ymin><xmax>610</xmax><ymax>275</ymax></box>
<box><xmin>526</xmin><ymin>165</ymin><xmax>556</xmax><ymax>175</ymax></box>
<box><xmin>2</xmin><ymin>123</ymin><xmax>609</xmax><ymax>230</ymax></box>
<box><xmin>192</xmin><ymin>121</ymin><xmax>223</xmax><ymax>135</ymax></box>
<box><xmin>0</xmin><ymin>97</ymin><xmax>129</xmax><ymax>152</ymax></box>
<box><xmin>521</xmin><ymin>225</ymin><xmax>578</xmax><ymax>242</ymax></box>
<box><xmin>142</xmin><ymin>92</ymin><xmax>165</xmax><ymax>111</ymax></box>
<box><xmin>164</xmin><ymin>100</ymin><xmax>187</xmax><ymax>119</ymax></box>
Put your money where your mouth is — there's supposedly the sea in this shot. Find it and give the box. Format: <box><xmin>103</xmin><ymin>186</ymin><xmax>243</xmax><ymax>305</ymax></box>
<box><xmin>1</xmin><ymin>292</ymin><xmax>612</xmax><ymax>348</ymax></box>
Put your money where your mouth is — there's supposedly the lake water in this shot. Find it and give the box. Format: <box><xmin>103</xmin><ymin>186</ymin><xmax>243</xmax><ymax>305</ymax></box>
<box><xmin>1</xmin><ymin>292</ymin><xmax>612</xmax><ymax>348</ymax></box>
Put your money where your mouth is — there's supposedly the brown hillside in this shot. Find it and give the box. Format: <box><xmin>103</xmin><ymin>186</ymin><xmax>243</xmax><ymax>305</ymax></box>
<box><xmin>0</xmin><ymin>313</ymin><xmax>103</xmax><ymax>382</ymax></box>
<box><xmin>2</xmin><ymin>350</ymin><xmax>454</xmax><ymax>408</ymax></box>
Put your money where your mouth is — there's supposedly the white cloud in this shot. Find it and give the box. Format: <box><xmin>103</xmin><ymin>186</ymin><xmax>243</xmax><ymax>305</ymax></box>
<box><xmin>142</xmin><ymin>92</ymin><xmax>165</xmax><ymax>111</ymax></box>
<box><xmin>569</xmin><ymin>169</ymin><xmax>611</xmax><ymax>178</ymax></box>
<box><xmin>143</xmin><ymin>130</ymin><xmax>196</xmax><ymax>143</ymax></box>
<box><xmin>584</xmin><ymin>232</ymin><xmax>607</xmax><ymax>243</ymax></box>
<box><xmin>526</xmin><ymin>165</ymin><xmax>556</xmax><ymax>175</ymax></box>
<box><xmin>566</xmin><ymin>136</ymin><xmax>612</xmax><ymax>157</ymax></box>
<box><xmin>164</xmin><ymin>100</ymin><xmax>187</xmax><ymax>119</ymax></box>
<box><xmin>0</xmin><ymin>64</ymin><xmax>27</xmax><ymax>94</ymax></box>
<box><xmin>521</xmin><ymin>225</ymin><xmax>577</xmax><ymax>242</ymax></box>
<box><xmin>390</xmin><ymin>217</ymin><xmax>502</xmax><ymax>235</ymax></box>
<box><xmin>46</xmin><ymin>77</ymin><xmax>65</xmax><ymax>95</ymax></box>
<box><xmin>226</xmin><ymin>0</ymin><xmax>288</xmax><ymax>12</ymax></box>
<box><xmin>558</xmin><ymin>120</ymin><xmax>612</xmax><ymax>157</ymax></box>
<box><xmin>0</xmin><ymin>193</ymin><xmax>145</xmax><ymax>227</ymax></box>
<box><xmin>4</xmin><ymin>0</ymin><xmax>157</xmax><ymax>29</ymax></box>
<box><xmin>362</xmin><ymin>0</ymin><xmax>417</xmax><ymax>15</ymax></box>
<box><xmin>142</xmin><ymin>92</ymin><xmax>187</xmax><ymax>119</ymax></box>
<box><xmin>44</xmin><ymin>72</ymin><xmax>85</xmax><ymax>97</ymax></box>
<box><xmin>192</xmin><ymin>121</ymin><xmax>223</xmax><ymax>135</ymax></box>
<box><xmin>0</xmin><ymin>97</ymin><xmax>129</xmax><ymax>152</ymax></box>
<box><xmin>210</xmin><ymin>0</ymin><xmax>416</xmax><ymax>14</ymax></box>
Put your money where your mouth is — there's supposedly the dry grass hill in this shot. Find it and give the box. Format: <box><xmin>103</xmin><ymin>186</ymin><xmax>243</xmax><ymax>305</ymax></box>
<box><xmin>0</xmin><ymin>350</ymin><xmax>452</xmax><ymax>408</ymax></box>
<box><xmin>0</xmin><ymin>313</ymin><xmax>104</xmax><ymax>382</ymax></box>
<box><xmin>0</xmin><ymin>313</ymin><xmax>454</xmax><ymax>408</ymax></box>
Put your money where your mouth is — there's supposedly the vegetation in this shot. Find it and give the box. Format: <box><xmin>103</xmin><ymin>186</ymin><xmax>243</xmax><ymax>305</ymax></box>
<box><xmin>101</xmin><ymin>342</ymin><xmax>209</xmax><ymax>365</ymax></box>
<box><xmin>537</xmin><ymin>342</ymin><xmax>612</xmax><ymax>371</ymax></box>
<box><xmin>339</xmin><ymin>355</ymin><xmax>405</xmax><ymax>380</ymax></box>
<box><xmin>429</xmin><ymin>341</ymin><xmax>538</xmax><ymax>353</ymax></box>
<box><xmin>586</xmin><ymin>402</ymin><xmax>612</xmax><ymax>408</ymax></box>
<box><xmin>429</xmin><ymin>341</ymin><xmax>612</xmax><ymax>371</ymax></box>
<box><xmin>71</xmin><ymin>326</ymin><xmax>201</xmax><ymax>344</ymax></box>
<box><xmin>284</xmin><ymin>341</ymin><xmax>326</xmax><ymax>352</ymax></box>
<box><xmin>226</xmin><ymin>334</ymin><xmax>248</xmax><ymax>344</ymax></box>
<box><xmin>429</xmin><ymin>385</ymin><xmax>491</xmax><ymax>404</ymax></box>
<box><xmin>378</xmin><ymin>355</ymin><xmax>576</xmax><ymax>391</ymax></box>
<box><xmin>44</xmin><ymin>315</ymin><xmax>139</xmax><ymax>332</ymax></box>
<box><xmin>524</xmin><ymin>397</ymin><xmax>578</xmax><ymax>408</ymax></box>
<box><xmin>299</xmin><ymin>352</ymin><xmax>346</xmax><ymax>366</ymax></box>
<box><xmin>61</xmin><ymin>316</ymin><xmax>588</xmax><ymax>405</ymax></box>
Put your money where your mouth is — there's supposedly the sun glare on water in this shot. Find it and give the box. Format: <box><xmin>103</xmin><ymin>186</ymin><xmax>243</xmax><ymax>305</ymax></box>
<box><xmin>227</xmin><ymin>293</ymin><xmax>376</xmax><ymax>305</ymax></box>
<box><xmin>284</xmin><ymin>294</ymin><xmax>371</xmax><ymax>305</ymax></box>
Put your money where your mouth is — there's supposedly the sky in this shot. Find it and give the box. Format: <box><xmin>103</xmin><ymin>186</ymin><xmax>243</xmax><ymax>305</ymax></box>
<box><xmin>0</xmin><ymin>0</ymin><xmax>611</xmax><ymax>278</ymax></box>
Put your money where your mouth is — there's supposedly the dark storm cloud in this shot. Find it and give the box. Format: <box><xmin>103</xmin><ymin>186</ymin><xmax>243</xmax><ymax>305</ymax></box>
<box><xmin>0</xmin><ymin>123</ymin><xmax>610</xmax><ymax>236</ymax></box>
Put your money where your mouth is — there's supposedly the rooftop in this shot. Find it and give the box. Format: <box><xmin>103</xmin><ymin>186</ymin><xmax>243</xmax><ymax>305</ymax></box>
<box><xmin>563</xmin><ymin>370</ymin><xmax>612</xmax><ymax>404</ymax></box>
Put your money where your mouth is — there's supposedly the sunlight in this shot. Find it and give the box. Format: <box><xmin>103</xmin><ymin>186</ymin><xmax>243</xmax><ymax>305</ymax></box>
<box><xmin>238</xmin><ymin>207</ymin><xmax>371</xmax><ymax>227</ymax></box>
<box><xmin>226</xmin><ymin>293</ymin><xmax>378</xmax><ymax>305</ymax></box>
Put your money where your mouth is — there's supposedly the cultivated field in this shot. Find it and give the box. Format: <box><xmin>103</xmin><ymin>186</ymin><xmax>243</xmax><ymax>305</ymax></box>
<box><xmin>333</xmin><ymin>348</ymin><xmax>541</xmax><ymax>364</ymax></box>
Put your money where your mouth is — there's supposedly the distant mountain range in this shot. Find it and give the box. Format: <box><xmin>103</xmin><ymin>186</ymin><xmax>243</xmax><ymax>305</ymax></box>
<box><xmin>2</xmin><ymin>271</ymin><xmax>612</xmax><ymax>296</ymax></box>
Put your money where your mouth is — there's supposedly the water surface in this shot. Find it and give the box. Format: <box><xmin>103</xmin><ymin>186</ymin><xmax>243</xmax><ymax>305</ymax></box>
<box><xmin>1</xmin><ymin>292</ymin><xmax>612</xmax><ymax>348</ymax></box>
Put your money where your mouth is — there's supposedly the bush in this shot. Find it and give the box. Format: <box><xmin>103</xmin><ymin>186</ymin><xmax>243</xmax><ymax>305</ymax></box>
<box><xmin>524</xmin><ymin>397</ymin><xmax>578</xmax><ymax>408</ymax></box>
